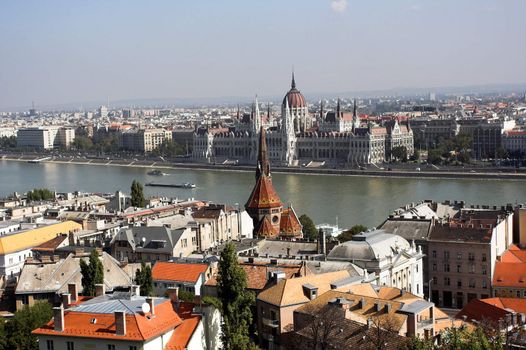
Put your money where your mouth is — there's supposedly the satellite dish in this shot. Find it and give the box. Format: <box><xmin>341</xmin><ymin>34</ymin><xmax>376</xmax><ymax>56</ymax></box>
<box><xmin>141</xmin><ymin>302</ymin><xmax>151</xmax><ymax>314</ymax></box>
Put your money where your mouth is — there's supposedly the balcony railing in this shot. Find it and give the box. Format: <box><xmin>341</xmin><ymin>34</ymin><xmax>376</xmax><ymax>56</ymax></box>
<box><xmin>262</xmin><ymin>318</ymin><xmax>279</xmax><ymax>328</ymax></box>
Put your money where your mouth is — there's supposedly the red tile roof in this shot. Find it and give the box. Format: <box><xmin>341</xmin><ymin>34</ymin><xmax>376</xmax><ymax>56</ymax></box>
<box><xmin>255</xmin><ymin>216</ymin><xmax>279</xmax><ymax>238</ymax></box>
<box><xmin>166</xmin><ymin>302</ymin><xmax>201</xmax><ymax>350</ymax></box>
<box><xmin>32</xmin><ymin>300</ymin><xmax>183</xmax><ymax>341</ymax></box>
<box><xmin>457</xmin><ymin>298</ymin><xmax>526</xmax><ymax>324</ymax></box>
<box><xmin>152</xmin><ymin>262</ymin><xmax>208</xmax><ymax>283</ymax></box>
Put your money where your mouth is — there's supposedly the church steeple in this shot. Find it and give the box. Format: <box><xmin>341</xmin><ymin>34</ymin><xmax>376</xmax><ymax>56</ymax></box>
<box><xmin>256</xmin><ymin>126</ymin><xmax>270</xmax><ymax>179</ymax></box>
<box><xmin>291</xmin><ymin>71</ymin><xmax>296</xmax><ymax>89</ymax></box>
<box><xmin>336</xmin><ymin>98</ymin><xmax>341</xmax><ymax>120</ymax></box>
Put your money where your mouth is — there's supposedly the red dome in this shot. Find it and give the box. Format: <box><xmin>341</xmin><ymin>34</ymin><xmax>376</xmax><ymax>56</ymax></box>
<box><xmin>283</xmin><ymin>88</ymin><xmax>306</xmax><ymax>109</ymax></box>
<box><xmin>282</xmin><ymin>73</ymin><xmax>306</xmax><ymax>109</ymax></box>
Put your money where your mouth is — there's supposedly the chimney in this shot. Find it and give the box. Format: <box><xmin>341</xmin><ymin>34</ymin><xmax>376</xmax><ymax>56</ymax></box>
<box><xmin>68</xmin><ymin>283</ymin><xmax>78</xmax><ymax>303</ymax></box>
<box><xmin>146</xmin><ymin>297</ymin><xmax>155</xmax><ymax>315</ymax></box>
<box><xmin>131</xmin><ymin>284</ymin><xmax>140</xmax><ymax>296</ymax></box>
<box><xmin>62</xmin><ymin>293</ymin><xmax>71</xmax><ymax>309</ymax></box>
<box><xmin>53</xmin><ymin>306</ymin><xmax>65</xmax><ymax>332</ymax></box>
<box><xmin>167</xmin><ymin>287</ymin><xmax>179</xmax><ymax>303</ymax></box>
<box><xmin>95</xmin><ymin>284</ymin><xmax>105</xmax><ymax>297</ymax></box>
<box><xmin>367</xmin><ymin>318</ymin><xmax>373</xmax><ymax>329</ymax></box>
<box><xmin>115</xmin><ymin>311</ymin><xmax>126</xmax><ymax>336</ymax></box>
<box><xmin>360</xmin><ymin>297</ymin><xmax>366</xmax><ymax>309</ymax></box>
<box><xmin>385</xmin><ymin>303</ymin><xmax>392</xmax><ymax>313</ymax></box>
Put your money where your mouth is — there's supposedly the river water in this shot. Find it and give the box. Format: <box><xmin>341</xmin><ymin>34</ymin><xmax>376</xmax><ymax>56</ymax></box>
<box><xmin>2</xmin><ymin>160</ymin><xmax>526</xmax><ymax>228</ymax></box>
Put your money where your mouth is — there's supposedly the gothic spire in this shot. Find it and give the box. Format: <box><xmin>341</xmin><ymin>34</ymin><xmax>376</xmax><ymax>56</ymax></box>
<box><xmin>336</xmin><ymin>98</ymin><xmax>341</xmax><ymax>120</ymax></box>
<box><xmin>353</xmin><ymin>99</ymin><xmax>357</xmax><ymax>118</ymax></box>
<box><xmin>256</xmin><ymin>126</ymin><xmax>270</xmax><ymax>178</ymax></box>
<box><xmin>320</xmin><ymin>100</ymin><xmax>324</xmax><ymax>121</ymax></box>
<box><xmin>291</xmin><ymin>70</ymin><xmax>296</xmax><ymax>89</ymax></box>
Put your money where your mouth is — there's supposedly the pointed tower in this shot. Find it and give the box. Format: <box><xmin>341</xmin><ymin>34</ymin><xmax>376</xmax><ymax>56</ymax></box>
<box><xmin>336</xmin><ymin>98</ymin><xmax>341</xmax><ymax>120</ymax></box>
<box><xmin>267</xmin><ymin>103</ymin><xmax>273</xmax><ymax>127</ymax></box>
<box><xmin>352</xmin><ymin>99</ymin><xmax>360</xmax><ymax>131</ymax></box>
<box><xmin>245</xmin><ymin>127</ymin><xmax>283</xmax><ymax>237</ymax></box>
<box><xmin>320</xmin><ymin>100</ymin><xmax>324</xmax><ymax>121</ymax></box>
<box><xmin>251</xmin><ymin>95</ymin><xmax>261</xmax><ymax>132</ymax></box>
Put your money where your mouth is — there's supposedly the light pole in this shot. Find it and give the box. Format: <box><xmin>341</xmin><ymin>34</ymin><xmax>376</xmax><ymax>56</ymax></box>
<box><xmin>428</xmin><ymin>278</ymin><xmax>433</xmax><ymax>302</ymax></box>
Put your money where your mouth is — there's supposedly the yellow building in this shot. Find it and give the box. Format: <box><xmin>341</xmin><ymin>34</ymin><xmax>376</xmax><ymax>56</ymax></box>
<box><xmin>0</xmin><ymin>221</ymin><xmax>82</xmax><ymax>278</ymax></box>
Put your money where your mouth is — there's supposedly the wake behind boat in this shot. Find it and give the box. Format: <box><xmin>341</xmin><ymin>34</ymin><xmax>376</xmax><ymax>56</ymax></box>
<box><xmin>145</xmin><ymin>182</ymin><xmax>196</xmax><ymax>189</ymax></box>
<box><xmin>147</xmin><ymin>169</ymin><xmax>168</xmax><ymax>176</ymax></box>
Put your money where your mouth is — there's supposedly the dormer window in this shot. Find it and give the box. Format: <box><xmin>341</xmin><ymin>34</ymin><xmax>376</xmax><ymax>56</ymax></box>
<box><xmin>302</xmin><ymin>283</ymin><xmax>318</xmax><ymax>300</ymax></box>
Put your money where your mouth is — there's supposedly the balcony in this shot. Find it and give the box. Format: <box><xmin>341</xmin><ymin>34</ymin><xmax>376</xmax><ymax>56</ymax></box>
<box><xmin>262</xmin><ymin>318</ymin><xmax>279</xmax><ymax>328</ymax></box>
<box><xmin>418</xmin><ymin>318</ymin><xmax>434</xmax><ymax>329</ymax></box>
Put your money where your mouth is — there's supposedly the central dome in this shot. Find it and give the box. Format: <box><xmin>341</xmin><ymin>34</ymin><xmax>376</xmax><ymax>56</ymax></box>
<box><xmin>282</xmin><ymin>73</ymin><xmax>306</xmax><ymax>109</ymax></box>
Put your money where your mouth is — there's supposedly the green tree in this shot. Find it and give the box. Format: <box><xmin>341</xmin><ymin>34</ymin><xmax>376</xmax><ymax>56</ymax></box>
<box><xmin>4</xmin><ymin>302</ymin><xmax>53</xmax><ymax>350</ymax></box>
<box><xmin>26</xmin><ymin>188</ymin><xmax>54</xmax><ymax>202</ymax></box>
<box><xmin>217</xmin><ymin>243</ymin><xmax>257</xmax><ymax>350</ymax></box>
<box><xmin>135</xmin><ymin>262</ymin><xmax>153</xmax><ymax>297</ymax></box>
<box><xmin>391</xmin><ymin>146</ymin><xmax>408</xmax><ymax>162</ymax></box>
<box><xmin>130</xmin><ymin>180</ymin><xmax>146</xmax><ymax>207</ymax></box>
<box><xmin>73</xmin><ymin>136</ymin><xmax>94</xmax><ymax>151</ymax></box>
<box><xmin>337</xmin><ymin>225</ymin><xmax>367</xmax><ymax>242</ymax></box>
<box><xmin>80</xmin><ymin>250</ymin><xmax>104</xmax><ymax>296</ymax></box>
<box><xmin>496</xmin><ymin>147</ymin><xmax>509</xmax><ymax>160</ymax></box>
<box><xmin>299</xmin><ymin>214</ymin><xmax>318</xmax><ymax>240</ymax></box>
<box><xmin>178</xmin><ymin>290</ymin><xmax>195</xmax><ymax>302</ymax></box>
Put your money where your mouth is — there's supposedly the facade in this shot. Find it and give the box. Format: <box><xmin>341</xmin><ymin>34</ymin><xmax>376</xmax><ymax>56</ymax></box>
<box><xmin>121</xmin><ymin>128</ymin><xmax>172</xmax><ymax>153</ymax></box>
<box><xmin>327</xmin><ymin>230</ymin><xmax>425</xmax><ymax>297</ymax></box>
<box><xmin>410</xmin><ymin>117</ymin><xmax>459</xmax><ymax>147</ymax></box>
<box><xmin>17</xmin><ymin>127</ymin><xmax>76</xmax><ymax>149</ymax></box>
<box><xmin>427</xmin><ymin>208</ymin><xmax>514</xmax><ymax>309</ymax></box>
<box><xmin>502</xmin><ymin>130</ymin><xmax>526</xmax><ymax>155</ymax></box>
<box><xmin>192</xmin><ymin>76</ymin><xmax>414</xmax><ymax>167</ymax></box>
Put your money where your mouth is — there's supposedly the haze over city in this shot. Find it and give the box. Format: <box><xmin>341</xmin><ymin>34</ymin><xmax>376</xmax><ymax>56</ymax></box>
<box><xmin>1</xmin><ymin>0</ymin><xmax>526</xmax><ymax>110</ymax></box>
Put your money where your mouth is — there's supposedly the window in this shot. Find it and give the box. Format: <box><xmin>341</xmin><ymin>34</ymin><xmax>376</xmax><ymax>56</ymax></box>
<box><xmin>457</xmin><ymin>280</ymin><xmax>462</xmax><ymax>288</ymax></box>
<box><xmin>468</xmin><ymin>253</ymin><xmax>475</xmax><ymax>261</ymax></box>
<box><xmin>482</xmin><ymin>253</ymin><xmax>487</xmax><ymax>262</ymax></box>
<box><xmin>457</xmin><ymin>265</ymin><xmax>461</xmax><ymax>273</ymax></box>
<box><xmin>432</xmin><ymin>263</ymin><xmax>437</xmax><ymax>271</ymax></box>
<box><xmin>482</xmin><ymin>280</ymin><xmax>487</xmax><ymax>289</ymax></box>
<box><xmin>482</xmin><ymin>265</ymin><xmax>487</xmax><ymax>275</ymax></box>
<box><xmin>129</xmin><ymin>347</ymin><xmax>138</xmax><ymax>350</ymax></box>
<box><xmin>469</xmin><ymin>264</ymin><xmax>475</xmax><ymax>273</ymax></box>
<box><xmin>433</xmin><ymin>277</ymin><xmax>437</xmax><ymax>285</ymax></box>
<box><xmin>444</xmin><ymin>264</ymin><xmax>450</xmax><ymax>272</ymax></box>
<box><xmin>432</xmin><ymin>250</ymin><xmax>436</xmax><ymax>258</ymax></box>
<box><xmin>46</xmin><ymin>340</ymin><xmax>54</xmax><ymax>350</ymax></box>
<box><xmin>457</xmin><ymin>252</ymin><xmax>462</xmax><ymax>260</ymax></box>
<box><xmin>469</xmin><ymin>279</ymin><xmax>475</xmax><ymax>288</ymax></box>
<box><xmin>444</xmin><ymin>251</ymin><xmax>450</xmax><ymax>260</ymax></box>
<box><xmin>517</xmin><ymin>291</ymin><xmax>521</xmax><ymax>298</ymax></box>
<box><xmin>444</xmin><ymin>277</ymin><xmax>450</xmax><ymax>286</ymax></box>
<box><xmin>67</xmin><ymin>342</ymin><xmax>74</xmax><ymax>350</ymax></box>
<box><xmin>107</xmin><ymin>345</ymin><xmax>116</xmax><ymax>350</ymax></box>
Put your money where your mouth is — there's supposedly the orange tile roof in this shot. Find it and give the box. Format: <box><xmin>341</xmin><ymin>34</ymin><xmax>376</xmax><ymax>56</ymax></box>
<box><xmin>279</xmin><ymin>208</ymin><xmax>302</xmax><ymax>237</ymax></box>
<box><xmin>165</xmin><ymin>302</ymin><xmax>201</xmax><ymax>350</ymax></box>
<box><xmin>493</xmin><ymin>262</ymin><xmax>526</xmax><ymax>287</ymax></box>
<box><xmin>245</xmin><ymin>176</ymin><xmax>282</xmax><ymax>209</ymax></box>
<box><xmin>255</xmin><ymin>216</ymin><xmax>279</xmax><ymax>238</ymax></box>
<box><xmin>152</xmin><ymin>262</ymin><xmax>208</xmax><ymax>283</ymax></box>
<box><xmin>32</xmin><ymin>300</ymin><xmax>183</xmax><ymax>341</ymax></box>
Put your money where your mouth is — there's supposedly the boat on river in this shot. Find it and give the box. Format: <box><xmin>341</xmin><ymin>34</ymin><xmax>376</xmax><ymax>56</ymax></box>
<box><xmin>145</xmin><ymin>182</ymin><xmax>196</xmax><ymax>189</ymax></box>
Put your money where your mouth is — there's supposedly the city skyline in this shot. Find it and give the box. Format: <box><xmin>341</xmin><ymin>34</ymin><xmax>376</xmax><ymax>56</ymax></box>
<box><xmin>1</xmin><ymin>0</ymin><xmax>526</xmax><ymax>110</ymax></box>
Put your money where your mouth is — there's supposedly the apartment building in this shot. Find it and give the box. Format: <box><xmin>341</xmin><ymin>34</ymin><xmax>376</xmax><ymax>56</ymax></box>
<box><xmin>120</xmin><ymin>128</ymin><xmax>172</xmax><ymax>152</ymax></box>
<box><xmin>17</xmin><ymin>127</ymin><xmax>75</xmax><ymax>149</ymax></box>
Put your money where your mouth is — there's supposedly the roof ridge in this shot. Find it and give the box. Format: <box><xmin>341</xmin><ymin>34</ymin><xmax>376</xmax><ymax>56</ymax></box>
<box><xmin>44</xmin><ymin>253</ymin><xmax>76</xmax><ymax>288</ymax></box>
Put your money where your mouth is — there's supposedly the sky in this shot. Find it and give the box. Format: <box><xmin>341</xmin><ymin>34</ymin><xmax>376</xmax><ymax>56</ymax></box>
<box><xmin>0</xmin><ymin>0</ymin><xmax>525</xmax><ymax>109</ymax></box>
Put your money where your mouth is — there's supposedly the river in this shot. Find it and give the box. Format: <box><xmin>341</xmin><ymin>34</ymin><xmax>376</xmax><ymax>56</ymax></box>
<box><xmin>1</xmin><ymin>160</ymin><xmax>526</xmax><ymax>228</ymax></box>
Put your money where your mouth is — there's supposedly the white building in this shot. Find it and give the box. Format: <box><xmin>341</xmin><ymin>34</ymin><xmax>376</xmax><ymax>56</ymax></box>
<box><xmin>327</xmin><ymin>230</ymin><xmax>425</xmax><ymax>297</ymax></box>
<box><xmin>17</xmin><ymin>127</ymin><xmax>75</xmax><ymax>149</ymax></box>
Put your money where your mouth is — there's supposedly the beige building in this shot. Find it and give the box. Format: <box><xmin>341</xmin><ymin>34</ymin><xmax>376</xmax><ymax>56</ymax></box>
<box><xmin>121</xmin><ymin>128</ymin><xmax>172</xmax><ymax>152</ymax></box>
<box><xmin>428</xmin><ymin>208</ymin><xmax>513</xmax><ymax>309</ymax></box>
<box><xmin>17</xmin><ymin>127</ymin><xmax>75</xmax><ymax>149</ymax></box>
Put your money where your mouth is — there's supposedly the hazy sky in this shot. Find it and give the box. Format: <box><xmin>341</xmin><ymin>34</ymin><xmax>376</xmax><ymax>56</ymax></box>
<box><xmin>1</xmin><ymin>0</ymin><xmax>525</xmax><ymax>109</ymax></box>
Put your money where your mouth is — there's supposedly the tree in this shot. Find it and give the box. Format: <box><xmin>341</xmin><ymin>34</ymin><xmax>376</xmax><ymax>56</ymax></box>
<box><xmin>80</xmin><ymin>250</ymin><xmax>104</xmax><ymax>296</ymax></box>
<box><xmin>135</xmin><ymin>262</ymin><xmax>153</xmax><ymax>297</ymax></box>
<box><xmin>496</xmin><ymin>147</ymin><xmax>509</xmax><ymax>160</ymax></box>
<box><xmin>73</xmin><ymin>136</ymin><xmax>94</xmax><ymax>151</ymax></box>
<box><xmin>337</xmin><ymin>225</ymin><xmax>367</xmax><ymax>242</ymax></box>
<box><xmin>4</xmin><ymin>302</ymin><xmax>53</xmax><ymax>350</ymax></box>
<box><xmin>26</xmin><ymin>188</ymin><xmax>54</xmax><ymax>202</ymax></box>
<box><xmin>130</xmin><ymin>180</ymin><xmax>146</xmax><ymax>208</ymax></box>
<box><xmin>391</xmin><ymin>146</ymin><xmax>408</xmax><ymax>162</ymax></box>
<box><xmin>362</xmin><ymin>315</ymin><xmax>403</xmax><ymax>350</ymax></box>
<box><xmin>293</xmin><ymin>304</ymin><xmax>343</xmax><ymax>350</ymax></box>
<box><xmin>217</xmin><ymin>243</ymin><xmax>257</xmax><ymax>350</ymax></box>
<box><xmin>178</xmin><ymin>290</ymin><xmax>195</xmax><ymax>302</ymax></box>
<box><xmin>299</xmin><ymin>214</ymin><xmax>318</xmax><ymax>240</ymax></box>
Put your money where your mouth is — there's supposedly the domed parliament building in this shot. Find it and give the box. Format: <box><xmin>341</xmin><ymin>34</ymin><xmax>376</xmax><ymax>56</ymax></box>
<box><xmin>192</xmin><ymin>73</ymin><xmax>414</xmax><ymax>167</ymax></box>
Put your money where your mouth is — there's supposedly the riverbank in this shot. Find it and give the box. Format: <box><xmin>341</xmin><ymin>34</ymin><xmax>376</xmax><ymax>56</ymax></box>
<box><xmin>3</xmin><ymin>155</ymin><xmax>526</xmax><ymax>181</ymax></box>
